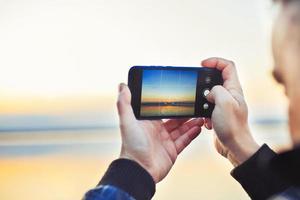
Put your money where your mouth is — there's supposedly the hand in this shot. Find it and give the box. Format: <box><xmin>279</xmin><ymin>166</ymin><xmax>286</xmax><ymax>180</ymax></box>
<box><xmin>117</xmin><ymin>83</ymin><xmax>204</xmax><ymax>183</ymax></box>
<box><xmin>202</xmin><ymin>57</ymin><xmax>260</xmax><ymax>167</ymax></box>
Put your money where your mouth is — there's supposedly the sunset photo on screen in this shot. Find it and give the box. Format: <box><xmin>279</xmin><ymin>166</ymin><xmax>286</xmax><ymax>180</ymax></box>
<box><xmin>140</xmin><ymin>69</ymin><xmax>198</xmax><ymax>117</ymax></box>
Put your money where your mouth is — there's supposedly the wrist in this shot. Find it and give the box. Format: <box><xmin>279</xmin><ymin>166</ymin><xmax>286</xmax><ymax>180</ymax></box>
<box><xmin>226</xmin><ymin>130</ymin><xmax>260</xmax><ymax>167</ymax></box>
<box><xmin>119</xmin><ymin>153</ymin><xmax>157</xmax><ymax>183</ymax></box>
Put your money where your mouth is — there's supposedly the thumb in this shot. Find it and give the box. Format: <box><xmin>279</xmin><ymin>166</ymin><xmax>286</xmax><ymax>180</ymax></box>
<box><xmin>117</xmin><ymin>83</ymin><xmax>136</xmax><ymax>123</ymax></box>
<box><xmin>206</xmin><ymin>85</ymin><xmax>233</xmax><ymax>105</ymax></box>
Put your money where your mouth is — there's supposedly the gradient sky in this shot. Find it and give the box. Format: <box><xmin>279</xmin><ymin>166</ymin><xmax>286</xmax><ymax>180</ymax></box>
<box><xmin>142</xmin><ymin>69</ymin><xmax>197</xmax><ymax>103</ymax></box>
<box><xmin>0</xmin><ymin>0</ymin><xmax>288</xmax><ymax>129</ymax></box>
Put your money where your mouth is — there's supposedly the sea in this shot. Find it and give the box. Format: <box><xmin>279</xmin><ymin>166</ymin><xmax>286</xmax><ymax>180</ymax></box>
<box><xmin>0</xmin><ymin>122</ymin><xmax>291</xmax><ymax>200</ymax></box>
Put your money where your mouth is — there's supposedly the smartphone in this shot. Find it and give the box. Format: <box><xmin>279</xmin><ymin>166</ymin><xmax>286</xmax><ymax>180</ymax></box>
<box><xmin>128</xmin><ymin>66</ymin><xmax>223</xmax><ymax>119</ymax></box>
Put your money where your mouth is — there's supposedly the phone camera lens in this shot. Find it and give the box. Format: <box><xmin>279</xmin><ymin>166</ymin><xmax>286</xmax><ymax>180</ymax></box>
<box><xmin>205</xmin><ymin>76</ymin><xmax>211</xmax><ymax>84</ymax></box>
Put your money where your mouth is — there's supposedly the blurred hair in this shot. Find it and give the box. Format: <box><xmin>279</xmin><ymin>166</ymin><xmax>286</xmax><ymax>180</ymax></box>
<box><xmin>274</xmin><ymin>0</ymin><xmax>300</xmax><ymax>18</ymax></box>
<box><xmin>273</xmin><ymin>0</ymin><xmax>300</xmax><ymax>4</ymax></box>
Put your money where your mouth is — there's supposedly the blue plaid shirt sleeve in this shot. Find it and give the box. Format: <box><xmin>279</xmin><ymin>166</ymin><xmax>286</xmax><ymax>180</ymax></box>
<box><xmin>83</xmin><ymin>159</ymin><xmax>155</xmax><ymax>200</ymax></box>
<box><xmin>83</xmin><ymin>184</ymin><xmax>135</xmax><ymax>200</ymax></box>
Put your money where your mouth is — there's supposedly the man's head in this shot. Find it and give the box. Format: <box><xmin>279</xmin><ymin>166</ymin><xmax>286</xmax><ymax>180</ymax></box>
<box><xmin>272</xmin><ymin>0</ymin><xmax>300</xmax><ymax>145</ymax></box>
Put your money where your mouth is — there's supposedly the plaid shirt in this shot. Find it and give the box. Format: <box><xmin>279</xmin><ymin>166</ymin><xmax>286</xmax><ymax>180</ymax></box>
<box><xmin>83</xmin><ymin>185</ymin><xmax>135</xmax><ymax>200</ymax></box>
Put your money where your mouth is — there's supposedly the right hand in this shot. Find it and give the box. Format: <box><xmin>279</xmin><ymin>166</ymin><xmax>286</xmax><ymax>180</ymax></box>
<box><xmin>202</xmin><ymin>57</ymin><xmax>260</xmax><ymax>167</ymax></box>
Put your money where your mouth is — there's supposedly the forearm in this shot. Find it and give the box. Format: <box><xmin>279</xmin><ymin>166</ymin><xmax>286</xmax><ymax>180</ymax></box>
<box><xmin>225</xmin><ymin>131</ymin><xmax>261</xmax><ymax>167</ymax></box>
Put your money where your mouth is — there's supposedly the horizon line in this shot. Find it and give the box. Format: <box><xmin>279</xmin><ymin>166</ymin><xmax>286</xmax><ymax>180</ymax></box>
<box><xmin>0</xmin><ymin>125</ymin><xmax>118</xmax><ymax>133</ymax></box>
<box><xmin>0</xmin><ymin>117</ymin><xmax>288</xmax><ymax>133</ymax></box>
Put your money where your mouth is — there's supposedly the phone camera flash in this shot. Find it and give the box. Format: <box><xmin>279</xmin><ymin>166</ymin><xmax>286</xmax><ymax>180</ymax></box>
<box><xmin>203</xmin><ymin>103</ymin><xmax>209</xmax><ymax>110</ymax></box>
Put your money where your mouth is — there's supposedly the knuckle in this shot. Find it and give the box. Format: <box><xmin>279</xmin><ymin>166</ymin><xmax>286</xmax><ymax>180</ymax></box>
<box><xmin>213</xmin><ymin>85</ymin><xmax>223</xmax><ymax>90</ymax></box>
<box><xmin>183</xmin><ymin>137</ymin><xmax>191</xmax><ymax>147</ymax></box>
<box><xmin>211</xmin><ymin>85</ymin><xmax>223</xmax><ymax>94</ymax></box>
<box><xmin>223</xmin><ymin>99</ymin><xmax>232</xmax><ymax>106</ymax></box>
<box><xmin>119</xmin><ymin>122</ymin><xmax>126</xmax><ymax>130</ymax></box>
<box><xmin>179</xmin><ymin>125</ymin><xmax>188</xmax><ymax>133</ymax></box>
<box><xmin>222</xmin><ymin>97</ymin><xmax>235</xmax><ymax>107</ymax></box>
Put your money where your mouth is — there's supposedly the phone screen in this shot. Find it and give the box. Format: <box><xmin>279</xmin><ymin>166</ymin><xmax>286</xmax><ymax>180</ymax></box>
<box><xmin>140</xmin><ymin>69</ymin><xmax>198</xmax><ymax>117</ymax></box>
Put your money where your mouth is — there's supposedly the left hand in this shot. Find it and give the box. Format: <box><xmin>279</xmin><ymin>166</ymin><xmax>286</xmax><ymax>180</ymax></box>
<box><xmin>117</xmin><ymin>83</ymin><xmax>204</xmax><ymax>183</ymax></box>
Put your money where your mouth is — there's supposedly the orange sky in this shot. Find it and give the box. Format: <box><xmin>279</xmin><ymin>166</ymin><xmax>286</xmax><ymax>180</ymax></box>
<box><xmin>0</xmin><ymin>0</ymin><xmax>288</xmax><ymax>125</ymax></box>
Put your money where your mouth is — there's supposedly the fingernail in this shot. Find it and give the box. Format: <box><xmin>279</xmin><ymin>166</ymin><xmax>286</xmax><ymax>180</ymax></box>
<box><xmin>204</xmin><ymin>123</ymin><xmax>209</xmax><ymax>129</ymax></box>
<box><xmin>118</xmin><ymin>84</ymin><xmax>124</xmax><ymax>92</ymax></box>
<box><xmin>204</xmin><ymin>124</ymin><xmax>207</xmax><ymax>129</ymax></box>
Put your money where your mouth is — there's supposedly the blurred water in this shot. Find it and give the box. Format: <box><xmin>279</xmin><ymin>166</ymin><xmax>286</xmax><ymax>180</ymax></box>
<box><xmin>0</xmin><ymin>122</ymin><xmax>290</xmax><ymax>157</ymax></box>
<box><xmin>0</xmin><ymin>123</ymin><xmax>291</xmax><ymax>200</ymax></box>
<box><xmin>0</xmin><ymin>128</ymin><xmax>121</xmax><ymax>157</ymax></box>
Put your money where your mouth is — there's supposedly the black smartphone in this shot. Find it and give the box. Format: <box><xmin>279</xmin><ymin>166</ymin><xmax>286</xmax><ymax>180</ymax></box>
<box><xmin>128</xmin><ymin>66</ymin><xmax>223</xmax><ymax>119</ymax></box>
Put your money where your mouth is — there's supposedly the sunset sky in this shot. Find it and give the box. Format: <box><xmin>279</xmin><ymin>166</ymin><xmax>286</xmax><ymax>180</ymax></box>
<box><xmin>0</xmin><ymin>0</ymin><xmax>288</xmax><ymax>129</ymax></box>
<box><xmin>141</xmin><ymin>69</ymin><xmax>197</xmax><ymax>103</ymax></box>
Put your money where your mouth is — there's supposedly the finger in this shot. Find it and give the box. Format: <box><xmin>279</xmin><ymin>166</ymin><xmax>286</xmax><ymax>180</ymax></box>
<box><xmin>201</xmin><ymin>57</ymin><xmax>242</xmax><ymax>93</ymax></box>
<box><xmin>175</xmin><ymin>126</ymin><xmax>202</xmax><ymax>154</ymax></box>
<box><xmin>164</xmin><ymin>118</ymin><xmax>190</xmax><ymax>132</ymax></box>
<box><xmin>206</xmin><ymin>85</ymin><xmax>235</xmax><ymax>106</ymax></box>
<box><xmin>202</xmin><ymin>57</ymin><xmax>236</xmax><ymax>71</ymax></box>
<box><xmin>117</xmin><ymin>83</ymin><xmax>136</xmax><ymax>124</ymax></box>
<box><xmin>204</xmin><ymin>118</ymin><xmax>212</xmax><ymax>130</ymax></box>
<box><xmin>170</xmin><ymin>118</ymin><xmax>204</xmax><ymax>141</ymax></box>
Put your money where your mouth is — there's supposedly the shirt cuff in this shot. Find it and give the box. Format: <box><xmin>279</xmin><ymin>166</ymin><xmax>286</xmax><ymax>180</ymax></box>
<box><xmin>231</xmin><ymin>144</ymin><xmax>288</xmax><ymax>200</ymax></box>
<box><xmin>99</xmin><ymin>158</ymin><xmax>155</xmax><ymax>200</ymax></box>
